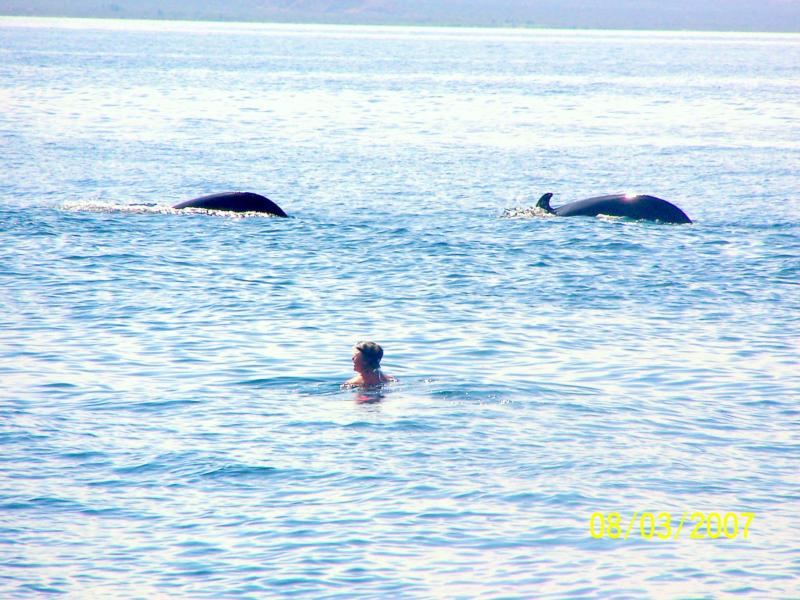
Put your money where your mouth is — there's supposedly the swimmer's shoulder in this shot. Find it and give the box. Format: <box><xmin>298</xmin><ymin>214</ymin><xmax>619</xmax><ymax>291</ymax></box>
<box><xmin>342</xmin><ymin>375</ymin><xmax>363</xmax><ymax>388</ymax></box>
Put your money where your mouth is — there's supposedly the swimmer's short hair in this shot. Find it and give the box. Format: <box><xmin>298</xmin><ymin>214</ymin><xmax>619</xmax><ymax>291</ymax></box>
<box><xmin>355</xmin><ymin>341</ymin><xmax>383</xmax><ymax>370</ymax></box>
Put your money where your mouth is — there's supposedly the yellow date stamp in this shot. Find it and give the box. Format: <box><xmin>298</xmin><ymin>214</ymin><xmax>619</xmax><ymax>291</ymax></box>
<box><xmin>589</xmin><ymin>511</ymin><xmax>754</xmax><ymax>541</ymax></box>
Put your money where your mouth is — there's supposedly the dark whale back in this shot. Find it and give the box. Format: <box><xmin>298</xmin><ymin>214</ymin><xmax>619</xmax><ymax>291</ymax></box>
<box><xmin>552</xmin><ymin>194</ymin><xmax>691</xmax><ymax>224</ymax></box>
<box><xmin>173</xmin><ymin>192</ymin><xmax>287</xmax><ymax>217</ymax></box>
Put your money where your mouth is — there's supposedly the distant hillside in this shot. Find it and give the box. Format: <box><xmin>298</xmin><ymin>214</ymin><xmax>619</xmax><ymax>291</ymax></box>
<box><xmin>1</xmin><ymin>0</ymin><xmax>799</xmax><ymax>32</ymax></box>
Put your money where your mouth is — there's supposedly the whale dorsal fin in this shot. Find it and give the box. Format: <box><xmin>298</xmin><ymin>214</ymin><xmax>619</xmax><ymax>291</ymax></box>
<box><xmin>536</xmin><ymin>192</ymin><xmax>555</xmax><ymax>214</ymax></box>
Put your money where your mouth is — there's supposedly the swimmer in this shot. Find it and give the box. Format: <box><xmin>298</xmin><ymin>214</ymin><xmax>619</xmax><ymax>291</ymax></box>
<box><xmin>343</xmin><ymin>341</ymin><xmax>396</xmax><ymax>388</ymax></box>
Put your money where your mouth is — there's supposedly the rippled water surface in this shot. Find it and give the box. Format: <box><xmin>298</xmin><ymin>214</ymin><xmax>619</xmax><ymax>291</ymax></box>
<box><xmin>1</xmin><ymin>17</ymin><xmax>799</xmax><ymax>598</ymax></box>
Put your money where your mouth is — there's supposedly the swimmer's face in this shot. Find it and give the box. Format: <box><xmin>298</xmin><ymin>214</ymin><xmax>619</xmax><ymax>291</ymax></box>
<box><xmin>352</xmin><ymin>349</ymin><xmax>365</xmax><ymax>372</ymax></box>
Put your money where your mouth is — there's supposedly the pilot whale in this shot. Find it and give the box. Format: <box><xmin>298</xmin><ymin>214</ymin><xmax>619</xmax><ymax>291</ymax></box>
<box><xmin>536</xmin><ymin>193</ymin><xmax>691</xmax><ymax>224</ymax></box>
<box><xmin>173</xmin><ymin>192</ymin><xmax>288</xmax><ymax>217</ymax></box>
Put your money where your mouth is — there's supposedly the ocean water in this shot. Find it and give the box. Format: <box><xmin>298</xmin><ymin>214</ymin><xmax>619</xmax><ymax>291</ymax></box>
<box><xmin>1</xmin><ymin>17</ymin><xmax>799</xmax><ymax>598</ymax></box>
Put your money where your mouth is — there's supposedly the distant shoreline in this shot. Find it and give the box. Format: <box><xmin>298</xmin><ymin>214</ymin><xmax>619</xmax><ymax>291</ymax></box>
<box><xmin>2</xmin><ymin>14</ymin><xmax>800</xmax><ymax>36</ymax></box>
<box><xmin>1</xmin><ymin>1</ymin><xmax>799</xmax><ymax>35</ymax></box>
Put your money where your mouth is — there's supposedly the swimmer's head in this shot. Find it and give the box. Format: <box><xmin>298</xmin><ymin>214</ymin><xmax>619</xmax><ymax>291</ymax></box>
<box><xmin>354</xmin><ymin>341</ymin><xmax>383</xmax><ymax>371</ymax></box>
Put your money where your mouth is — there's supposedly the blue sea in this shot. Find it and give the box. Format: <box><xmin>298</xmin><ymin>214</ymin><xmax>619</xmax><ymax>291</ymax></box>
<box><xmin>1</xmin><ymin>16</ymin><xmax>799</xmax><ymax>599</ymax></box>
